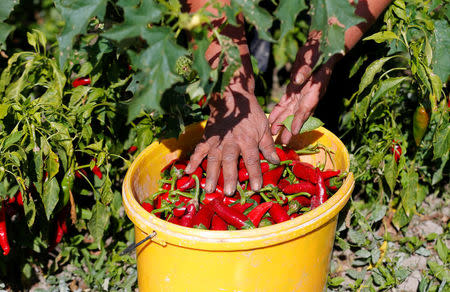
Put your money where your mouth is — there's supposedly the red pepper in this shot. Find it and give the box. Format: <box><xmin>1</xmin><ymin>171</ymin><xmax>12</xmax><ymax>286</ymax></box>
<box><xmin>231</xmin><ymin>201</ymin><xmax>254</xmax><ymax>213</ymax></box>
<box><xmin>198</xmin><ymin>95</ymin><xmax>207</xmax><ymax>107</ymax></box>
<box><xmin>282</xmin><ymin>181</ymin><xmax>316</xmax><ymax>195</ymax></box>
<box><xmin>250</xmin><ymin>194</ymin><xmax>261</xmax><ymax>204</ymax></box>
<box><xmin>247</xmin><ymin>202</ymin><xmax>273</xmax><ymax>227</ymax></box>
<box><xmin>92</xmin><ymin>165</ymin><xmax>102</xmax><ymax>179</ymax></box>
<box><xmin>200</xmin><ymin>178</ymin><xmax>224</xmax><ymax>195</ymax></box>
<box><xmin>268</xmin><ymin>203</ymin><xmax>290</xmax><ymax>223</ymax></box>
<box><xmin>238</xmin><ymin>157</ymin><xmax>245</xmax><ymax>169</ymax></box>
<box><xmin>162</xmin><ymin>183</ymin><xmax>171</xmax><ymax>190</ymax></box>
<box><xmin>16</xmin><ymin>192</ymin><xmax>23</xmax><ymax>207</ymax></box>
<box><xmin>262</xmin><ymin>166</ymin><xmax>284</xmax><ymax>187</ymax></box>
<box><xmin>277</xmin><ymin>179</ymin><xmax>290</xmax><ymax>190</ymax></box>
<box><xmin>292</xmin><ymin>196</ymin><xmax>311</xmax><ymax>207</ymax></box>
<box><xmin>275</xmin><ymin>147</ymin><xmax>288</xmax><ymax>161</ymax></box>
<box><xmin>0</xmin><ymin>203</ymin><xmax>10</xmax><ymax>255</ymax></box>
<box><xmin>311</xmin><ymin>174</ymin><xmax>328</xmax><ymax>209</ymax></box>
<box><xmin>172</xmin><ymin>196</ymin><xmax>192</xmax><ymax>217</ymax></box>
<box><xmin>179</xmin><ymin>202</ymin><xmax>198</xmax><ymax>227</ymax></box>
<box><xmin>238</xmin><ymin>162</ymin><xmax>270</xmax><ymax>182</ymax></box>
<box><xmin>72</xmin><ymin>77</ymin><xmax>91</xmax><ymax>88</ymax></box>
<box><xmin>50</xmin><ymin>205</ymin><xmax>69</xmax><ymax>250</ymax></box>
<box><xmin>142</xmin><ymin>202</ymin><xmax>154</xmax><ymax>213</ymax></box>
<box><xmin>292</xmin><ymin>162</ymin><xmax>319</xmax><ymax>183</ymax></box>
<box><xmin>192</xmin><ymin>203</ymin><xmax>215</xmax><ymax>229</ymax></box>
<box><xmin>127</xmin><ymin>146</ymin><xmax>138</xmax><ymax>153</ymax></box>
<box><xmin>176</xmin><ymin>167</ymin><xmax>202</xmax><ymax>191</ymax></box>
<box><xmin>321</xmin><ymin>170</ymin><xmax>340</xmax><ymax>180</ymax></box>
<box><xmin>284</xmin><ymin>147</ymin><xmax>300</xmax><ymax>161</ymax></box>
<box><xmin>201</xmin><ymin>192</ymin><xmax>224</xmax><ymax>205</ymax></box>
<box><xmin>210</xmin><ymin>198</ymin><xmax>254</xmax><ymax>230</ymax></box>
<box><xmin>75</xmin><ymin>169</ymin><xmax>88</xmax><ymax>179</ymax></box>
<box><xmin>390</xmin><ymin>140</ymin><xmax>402</xmax><ymax>163</ymax></box>
<box><xmin>168</xmin><ymin>216</ymin><xmax>180</xmax><ymax>225</ymax></box>
<box><xmin>290</xmin><ymin>213</ymin><xmax>300</xmax><ymax>219</ymax></box>
<box><xmin>211</xmin><ymin>215</ymin><xmax>228</xmax><ymax>230</ymax></box>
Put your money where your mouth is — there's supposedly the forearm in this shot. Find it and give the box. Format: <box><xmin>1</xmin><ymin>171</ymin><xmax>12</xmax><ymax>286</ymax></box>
<box><xmin>183</xmin><ymin>0</ymin><xmax>254</xmax><ymax>92</ymax></box>
<box><xmin>344</xmin><ymin>0</ymin><xmax>393</xmax><ymax>52</ymax></box>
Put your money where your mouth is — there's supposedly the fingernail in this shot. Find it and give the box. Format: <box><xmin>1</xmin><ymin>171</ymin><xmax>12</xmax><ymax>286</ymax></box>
<box><xmin>251</xmin><ymin>180</ymin><xmax>262</xmax><ymax>191</ymax></box>
<box><xmin>205</xmin><ymin>183</ymin><xmax>213</xmax><ymax>193</ymax></box>
<box><xmin>295</xmin><ymin>74</ymin><xmax>305</xmax><ymax>85</ymax></box>
<box><xmin>185</xmin><ymin>164</ymin><xmax>192</xmax><ymax>174</ymax></box>
<box><xmin>224</xmin><ymin>185</ymin><xmax>235</xmax><ymax>196</ymax></box>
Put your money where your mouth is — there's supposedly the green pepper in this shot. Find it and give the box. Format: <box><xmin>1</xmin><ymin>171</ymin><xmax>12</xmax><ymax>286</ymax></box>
<box><xmin>413</xmin><ymin>105</ymin><xmax>429</xmax><ymax>146</ymax></box>
<box><xmin>59</xmin><ymin>168</ymin><xmax>74</xmax><ymax>210</ymax></box>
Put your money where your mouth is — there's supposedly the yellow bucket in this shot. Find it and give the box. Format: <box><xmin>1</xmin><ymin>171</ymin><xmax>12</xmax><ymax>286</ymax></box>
<box><xmin>122</xmin><ymin>121</ymin><xmax>354</xmax><ymax>292</ymax></box>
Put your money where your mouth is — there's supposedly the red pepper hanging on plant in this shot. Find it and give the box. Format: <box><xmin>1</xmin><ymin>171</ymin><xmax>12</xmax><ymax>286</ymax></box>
<box><xmin>0</xmin><ymin>202</ymin><xmax>10</xmax><ymax>255</ymax></box>
<box><xmin>413</xmin><ymin>104</ymin><xmax>429</xmax><ymax>146</ymax></box>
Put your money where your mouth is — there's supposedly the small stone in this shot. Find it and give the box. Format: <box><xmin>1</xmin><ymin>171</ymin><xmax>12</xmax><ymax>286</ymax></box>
<box><xmin>394</xmin><ymin>270</ymin><xmax>421</xmax><ymax>292</ymax></box>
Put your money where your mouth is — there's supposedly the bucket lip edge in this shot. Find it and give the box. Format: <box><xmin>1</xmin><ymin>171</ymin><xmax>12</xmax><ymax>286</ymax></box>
<box><xmin>122</xmin><ymin>125</ymin><xmax>354</xmax><ymax>247</ymax></box>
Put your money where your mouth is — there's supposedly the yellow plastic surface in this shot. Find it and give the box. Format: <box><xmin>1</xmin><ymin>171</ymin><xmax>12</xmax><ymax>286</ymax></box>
<box><xmin>122</xmin><ymin>121</ymin><xmax>355</xmax><ymax>292</ymax></box>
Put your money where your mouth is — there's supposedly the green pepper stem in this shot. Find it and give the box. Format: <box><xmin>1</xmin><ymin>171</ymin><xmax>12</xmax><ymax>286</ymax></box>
<box><xmin>192</xmin><ymin>174</ymin><xmax>200</xmax><ymax>201</ymax></box>
<box><xmin>287</xmin><ymin>192</ymin><xmax>311</xmax><ymax>202</ymax></box>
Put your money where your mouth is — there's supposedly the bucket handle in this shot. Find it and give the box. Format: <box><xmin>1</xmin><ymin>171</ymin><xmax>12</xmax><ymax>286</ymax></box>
<box><xmin>120</xmin><ymin>231</ymin><xmax>157</xmax><ymax>255</ymax></box>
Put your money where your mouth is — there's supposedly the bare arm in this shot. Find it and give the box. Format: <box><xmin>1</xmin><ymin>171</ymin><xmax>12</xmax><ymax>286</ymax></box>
<box><xmin>269</xmin><ymin>0</ymin><xmax>393</xmax><ymax>142</ymax></box>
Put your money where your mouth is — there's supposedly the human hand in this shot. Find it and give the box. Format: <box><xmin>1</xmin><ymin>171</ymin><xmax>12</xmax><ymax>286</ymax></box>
<box><xmin>185</xmin><ymin>86</ymin><xmax>280</xmax><ymax>196</ymax></box>
<box><xmin>269</xmin><ymin>31</ymin><xmax>337</xmax><ymax>144</ymax></box>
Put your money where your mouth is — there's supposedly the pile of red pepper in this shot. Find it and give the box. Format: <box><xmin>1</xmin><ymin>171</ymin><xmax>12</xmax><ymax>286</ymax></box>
<box><xmin>141</xmin><ymin>145</ymin><xmax>345</xmax><ymax>230</ymax></box>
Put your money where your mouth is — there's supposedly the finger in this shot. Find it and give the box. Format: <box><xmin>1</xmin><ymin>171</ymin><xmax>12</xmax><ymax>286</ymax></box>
<box><xmin>291</xmin><ymin>34</ymin><xmax>321</xmax><ymax>86</ymax></box>
<box><xmin>291</xmin><ymin>110</ymin><xmax>310</xmax><ymax>135</ymax></box>
<box><xmin>280</xmin><ymin>127</ymin><xmax>293</xmax><ymax>145</ymax></box>
<box><xmin>205</xmin><ymin>148</ymin><xmax>222</xmax><ymax>193</ymax></box>
<box><xmin>259</xmin><ymin>130</ymin><xmax>280</xmax><ymax>165</ymax></box>
<box><xmin>271</xmin><ymin>110</ymin><xmax>292</xmax><ymax>136</ymax></box>
<box><xmin>221</xmin><ymin>143</ymin><xmax>240</xmax><ymax>196</ymax></box>
<box><xmin>240</xmin><ymin>141</ymin><xmax>263</xmax><ymax>191</ymax></box>
<box><xmin>185</xmin><ymin>142</ymin><xmax>210</xmax><ymax>174</ymax></box>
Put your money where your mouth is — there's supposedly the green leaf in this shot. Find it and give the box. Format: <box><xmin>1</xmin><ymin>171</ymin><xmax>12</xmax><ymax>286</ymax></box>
<box><xmin>102</xmin><ymin>0</ymin><xmax>164</xmax><ymax>42</ymax></box>
<box><xmin>384</xmin><ymin>155</ymin><xmax>398</xmax><ymax>194</ymax></box>
<box><xmin>55</xmin><ymin>0</ymin><xmax>108</xmax><ymax>68</ymax></box>
<box><xmin>274</xmin><ymin>0</ymin><xmax>308</xmax><ymax>40</ymax></box>
<box><xmin>348</xmin><ymin>229</ymin><xmax>366</xmax><ymax>245</ymax></box>
<box><xmin>87</xmin><ymin>202</ymin><xmax>110</xmax><ymax>246</ymax></box>
<box><xmin>328</xmin><ymin>276</ymin><xmax>345</xmax><ymax>287</ymax></box>
<box><xmin>433</xmin><ymin>121</ymin><xmax>450</xmax><ymax>159</ymax></box>
<box><xmin>3</xmin><ymin>130</ymin><xmax>23</xmax><ymax>149</ymax></box>
<box><xmin>191</xmin><ymin>32</ymin><xmax>211</xmax><ymax>88</ymax></box>
<box><xmin>432</xmin><ymin>152</ymin><xmax>449</xmax><ymax>185</ymax></box>
<box><xmin>428</xmin><ymin>261</ymin><xmax>450</xmax><ymax>282</ymax></box>
<box><xmin>21</xmin><ymin>190</ymin><xmax>36</xmax><ymax>228</ymax></box>
<box><xmin>363</xmin><ymin>31</ymin><xmax>399</xmax><ymax>43</ymax></box>
<box><xmin>431</xmin><ymin>20</ymin><xmax>450</xmax><ymax>83</ymax></box>
<box><xmin>392</xmin><ymin>204</ymin><xmax>411</xmax><ymax>230</ymax></box>
<box><xmin>46</xmin><ymin>150</ymin><xmax>60</xmax><ymax>180</ymax></box>
<box><xmin>231</xmin><ymin>0</ymin><xmax>274</xmax><ymax>41</ymax></box>
<box><xmin>282</xmin><ymin>115</ymin><xmax>324</xmax><ymax>134</ymax></box>
<box><xmin>369</xmin><ymin>205</ymin><xmax>387</xmax><ymax>224</ymax></box>
<box><xmin>349</xmin><ymin>55</ymin><xmax>367</xmax><ymax>78</ymax></box>
<box><xmin>357</xmin><ymin>56</ymin><xmax>396</xmax><ymax>94</ymax></box>
<box><xmin>42</xmin><ymin>177</ymin><xmax>60</xmax><ymax>220</ymax></box>
<box><xmin>355</xmin><ymin>249</ymin><xmax>371</xmax><ymax>259</ymax></box>
<box><xmin>309</xmin><ymin>0</ymin><xmax>364</xmax><ymax>62</ymax></box>
<box><xmin>373</xmin><ymin>77</ymin><xmax>408</xmax><ymax>102</ymax></box>
<box><xmin>0</xmin><ymin>0</ymin><xmax>17</xmax><ymax>21</ymax></box>
<box><xmin>0</xmin><ymin>22</ymin><xmax>14</xmax><ymax>50</ymax></box>
<box><xmin>354</xmin><ymin>95</ymin><xmax>370</xmax><ymax>121</ymax></box>
<box><xmin>399</xmin><ymin>168</ymin><xmax>418</xmax><ymax>217</ymax></box>
<box><xmin>0</xmin><ymin>104</ymin><xmax>9</xmax><ymax>119</ymax></box>
<box><xmin>435</xmin><ymin>238</ymin><xmax>448</xmax><ymax>264</ymax></box>
<box><xmin>127</xmin><ymin>27</ymin><xmax>187</xmax><ymax>121</ymax></box>
<box><xmin>100</xmin><ymin>176</ymin><xmax>114</xmax><ymax>205</ymax></box>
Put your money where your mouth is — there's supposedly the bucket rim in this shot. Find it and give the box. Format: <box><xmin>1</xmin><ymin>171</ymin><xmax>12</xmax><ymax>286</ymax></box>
<box><xmin>122</xmin><ymin>125</ymin><xmax>354</xmax><ymax>250</ymax></box>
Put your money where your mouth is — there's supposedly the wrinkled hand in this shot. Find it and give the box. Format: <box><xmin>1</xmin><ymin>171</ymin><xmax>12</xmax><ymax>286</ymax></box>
<box><xmin>269</xmin><ymin>31</ymin><xmax>337</xmax><ymax>144</ymax></box>
<box><xmin>185</xmin><ymin>86</ymin><xmax>280</xmax><ymax>196</ymax></box>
